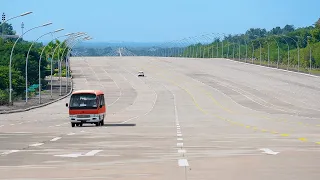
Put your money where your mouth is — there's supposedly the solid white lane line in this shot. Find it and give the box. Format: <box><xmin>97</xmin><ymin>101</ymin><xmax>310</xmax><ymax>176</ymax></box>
<box><xmin>178</xmin><ymin>159</ymin><xmax>189</xmax><ymax>167</ymax></box>
<box><xmin>50</xmin><ymin>137</ymin><xmax>62</xmax><ymax>142</ymax></box>
<box><xmin>84</xmin><ymin>150</ymin><xmax>103</xmax><ymax>156</ymax></box>
<box><xmin>178</xmin><ymin>149</ymin><xmax>186</xmax><ymax>154</ymax></box>
<box><xmin>177</xmin><ymin>143</ymin><xmax>183</xmax><ymax>147</ymax></box>
<box><xmin>67</xmin><ymin>133</ymin><xmax>75</xmax><ymax>136</ymax></box>
<box><xmin>0</xmin><ymin>150</ymin><xmax>20</xmax><ymax>156</ymax></box>
<box><xmin>177</xmin><ymin>138</ymin><xmax>183</xmax><ymax>141</ymax></box>
<box><xmin>29</xmin><ymin>143</ymin><xmax>44</xmax><ymax>147</ymax></box>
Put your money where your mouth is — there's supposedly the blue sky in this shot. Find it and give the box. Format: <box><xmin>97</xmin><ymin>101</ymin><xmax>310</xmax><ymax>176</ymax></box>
<box><xmin>2</xmin><ymin>0</ymin><xmax>320</xmax><ymax>43</ymax></box>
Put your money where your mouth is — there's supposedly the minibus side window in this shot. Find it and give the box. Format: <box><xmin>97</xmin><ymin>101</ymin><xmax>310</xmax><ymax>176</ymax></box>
<box><xmin>99</xmin><ymin>95</ymin><xmax>105</xmax><ymax>106</ymax></box>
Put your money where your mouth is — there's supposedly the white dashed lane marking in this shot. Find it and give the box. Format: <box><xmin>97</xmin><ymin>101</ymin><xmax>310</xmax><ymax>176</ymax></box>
<box><xmin>67</xmin><ymin>133</ymin><xmax>75</xmax><ymax>136</ymax></box>
<box><xmin>0</xmin><ymin>125</ymin><xmax>4</xmax><ymax>128</ymax></box>
<box><xmin>178</xmin><ymin>149</ymin><xmax>186</xmax><ymax>154</ymax></box>
<box><xmin>50</xmin><ymin>137</ymin><xmax>62</xmax><ymax>142</ymax></box>
<box><xmin>0</xmin><ymin>150</ymin><xmax>20</xmax><ymax>156</ymax></box>
<box><xmin>29</xmin><ymin>143</ymin><xmax>44</xmax><ymax>147</ymax></box>
<box><xmin>177</xmin><ymin>143</ymin><xmax>183</xmax><ymax>147</ymax></box>
<box><xmin>54</xmin><ymin>150</ymin><xmax>103</xmax><ymax>158</ymax></box>
<box><xmin>177</xmin><ymin>138</ymin><xmax>183</xmax><ymax>141</ymax></box>
<box><xmin>178</xmin><ymin>159</ymin><xmax>189</xmax><ymax>167</ymax></box>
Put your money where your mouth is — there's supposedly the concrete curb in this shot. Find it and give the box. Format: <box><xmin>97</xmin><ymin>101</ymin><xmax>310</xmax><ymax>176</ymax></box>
<box><xmin>0</xmin><ymin>79</ymin><xmax>74</xmax><ymax>115</ymax></box>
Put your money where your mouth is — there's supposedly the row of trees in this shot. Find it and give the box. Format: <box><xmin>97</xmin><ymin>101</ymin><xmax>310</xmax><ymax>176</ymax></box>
<box><xmin>0</xmin><ymin>23</ymin><xmax>68</xmax><ymax>105</ymax></box>
<box><xmin>179</xmin><ymin>18</ymin><xmax>320</xmax><ymax>73</ymax></box>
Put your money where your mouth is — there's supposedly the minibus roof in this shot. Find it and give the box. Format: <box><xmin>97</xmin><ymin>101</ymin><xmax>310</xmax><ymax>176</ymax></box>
<box><xmin>72</xmin><ymin>90</ymin><xmax>104</xmax><ymax>95</ymax></box>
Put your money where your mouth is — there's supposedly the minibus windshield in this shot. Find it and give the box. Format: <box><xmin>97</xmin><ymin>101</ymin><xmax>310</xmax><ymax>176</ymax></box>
<box><xmin>69</xmin><ymin>93</ymin><xmax>97</xmax><ymax>109</ymax></box>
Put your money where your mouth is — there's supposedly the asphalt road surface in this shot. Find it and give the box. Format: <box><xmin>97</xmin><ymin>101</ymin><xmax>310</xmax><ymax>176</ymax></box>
<box><xmin>0</xmin><ymin>56</ymin><xmax>320</xmax><ymax>180</ymax></box>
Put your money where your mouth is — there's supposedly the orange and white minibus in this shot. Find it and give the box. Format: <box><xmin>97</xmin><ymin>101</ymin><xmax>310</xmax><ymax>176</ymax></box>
<box><xmin>66</xmin><ymin>90</ymin><xmax>106</xmax><ymax>127</ymax></box>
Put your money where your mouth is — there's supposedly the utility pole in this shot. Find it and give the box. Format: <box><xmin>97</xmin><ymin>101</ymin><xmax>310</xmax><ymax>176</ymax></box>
<box><xmin>21</xmin><ymin>22</ymin><xmax>24</xmax><ymax>39</ymax></box>
<box><xmin>1</xmin><ymin>13</ymin><xmax>5</xmax><ymax>38</ymax></box>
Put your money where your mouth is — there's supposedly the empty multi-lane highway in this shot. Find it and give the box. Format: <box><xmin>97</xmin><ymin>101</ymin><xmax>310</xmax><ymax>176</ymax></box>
<box><xmin>0</xmin><ymin>57</ymin><xmax>319</xmax><ymax>180</ymax></box>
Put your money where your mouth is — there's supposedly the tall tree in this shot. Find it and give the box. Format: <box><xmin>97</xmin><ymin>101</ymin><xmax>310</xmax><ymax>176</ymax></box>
<box><xmin>283</xmin><ymin>25</ymin><xmax>295</xmax><ymax>33</ymax></box>
<box><xmin>0</xmin><ymin>22</ymin><xmax>16</xmax><ymax>35</ymax></box>
<box><xmin>315</xmin><ymin>18</ymin><xmax>320</xmax><ymax>29</ymax></box>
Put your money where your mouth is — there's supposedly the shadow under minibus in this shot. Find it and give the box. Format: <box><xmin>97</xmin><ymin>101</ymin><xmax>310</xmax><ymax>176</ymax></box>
<box><xmin>76</xmin><ymin>123</ymin><xmax>136</xmax><ymax>127</ymax></box>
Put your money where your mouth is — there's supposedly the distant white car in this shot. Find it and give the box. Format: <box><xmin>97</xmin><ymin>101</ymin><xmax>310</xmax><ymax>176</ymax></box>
<box><xmin>138</xmin><ymin>71</ymin><xmax>144</xmax><ymax>77</ymax></box>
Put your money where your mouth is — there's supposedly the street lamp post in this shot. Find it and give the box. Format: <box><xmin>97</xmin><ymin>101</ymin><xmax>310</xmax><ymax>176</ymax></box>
<box><xmin>251</xmin><ymin>41</ymin><xmax>255</xmax><ymax>64</ymax></box>
<box><xmin>238</xmin><ymin>40</ymin><xmax>241</xmax><ymax>60</ymax></box>
<box><xmin>284</xmin><ymin>35</ymin><xmax>299</xmax><ymax>72</ymax></box>
<box><xmin>50</xmin><ymin>33</ymin><xmax>86</xmax><ymax>99</ymax></box>
<box><xmin>8</xmin><ymin>22</ymin><xmax>52</xmax><ymax>105</ymax></box>
<box><xmin>38</xmin><ymin>33</ymin><xmax>75</xmax><ymax>104</ymax></box>
<box><xmin>265</xmin><ymin>40</ymin><xmax>270</xmax><ymax>66</ymax></box>
<box><xmin>307</xmin><ymin>36</ymin><xmax>312</xmax><ymax>73</ymax></box>
<box><xmin>276</xmin><ymin>35</ymin><xmax>290</xmax><ymax>70</ymax></box>
<box><xmin>268</xmin><ymin>37</ymin><xmax>280</xmax><ymax>68</ymax></box>
<box><xmin>25</xmin><ymin>28</ymin><xmax>64</xmax><ymax>103</ymax></box>
<box><xmin>58</xmin><ymin>34</ymin><xmax>88</xmax><ymax>95</ymax></box>
<box><xmin>63</xmin><ymin>36</ymin><xmax>92</xmax><ymax>93</ymax></box>
<box><xmin>297</xmin><ymin>36</ymin><xmax>312</xmax><ymax>73</ymax></box>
